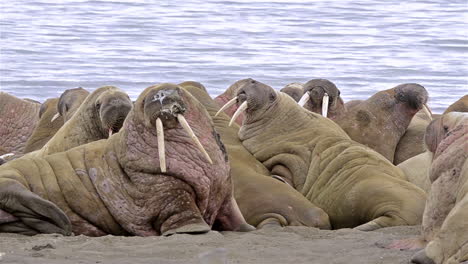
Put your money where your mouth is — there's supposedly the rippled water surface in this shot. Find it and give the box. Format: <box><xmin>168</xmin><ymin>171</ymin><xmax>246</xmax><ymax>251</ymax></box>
<box><xmin>1</xmin><ymin>0</ymin><xmax>467</xmax><ymax>113</ymax></box>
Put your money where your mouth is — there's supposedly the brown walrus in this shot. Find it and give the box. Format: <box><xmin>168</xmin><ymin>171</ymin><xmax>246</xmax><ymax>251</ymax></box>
<box><xmin>179</xmin><ymin>81</ymin><xmax>331</xmax><ymax>229</ymax></box>
<box><xmin>214</xmin><ymin>78</ymin><xmax>251</xmax><ymax>126</ymax></box>
<box><xmin>0</xmin><ymin>83</ymin><xmax>253</xmax><ymax>236</ymax></box>
<box><xmin>298</xmin><ymin>78</ymin><xmax>346</xmax><ymax>120</ymax></box>
<box><xmin>280</xmin><ymin>82</ymin><xmax>303</xmax><ymax>102</ymax></box>
<box><xmin>222</xmin><ymin>79</ymin><xmax>426</xmax><ymax>230</ymax></box>
<box><xmin>0</xmin><ymin>92</ymin><xmax>41</xmax><ymax>155</ymax></box>
<box><xmin>410</xmin><ymin>112</ymin><xmax>468</xmax><ymax>264</ymax></box>
<box><xmin>29</xmin><ymin>86</ymin><xmax>132</xmax><ymax>157</ymax></box>
<box><xmin>443</xmin><ymin>94</ymin><xmax>468</xmax><ymax>114</ymax></box>
<box><xmin>335</xmin><ymin>83</ymin><xmax>431</xmax><ymax>163</ymax></box>
<box><xmin>54</xmin><ymin>87</ymin><xmax>90</xmax><ymax>123</ymax></box>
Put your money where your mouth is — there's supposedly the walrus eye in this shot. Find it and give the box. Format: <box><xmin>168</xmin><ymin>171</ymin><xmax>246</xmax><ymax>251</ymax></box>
<box><xmin>443</xmin><ymin>125</ymin><xmax>449</xmax><ymax>133</ymax></box>
<box><xmin>95</xmin><ymin>102</ymin><xmax>101</xmax><ymax>110</ymax></box>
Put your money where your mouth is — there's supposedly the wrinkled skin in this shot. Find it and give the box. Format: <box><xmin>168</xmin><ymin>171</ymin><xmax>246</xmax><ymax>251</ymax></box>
<box><xmin>0</xmin><ymin>83</ymin><xmax>252</xmax><ymax>236</ymax></box>
<box><xmin>410</xmin><ymin>112</ymin><xmax>468</xmax><ymax>264</ymax></box>
<box><xmin>214</xmin><ymin>78</ymin><xmax>252</xmax><ymax>125</ymax></box>
<box><xmin>335</xmin><ymin>83</ymin><xmax>429</xmax><ymax>163</ymax></box>
<box><xmin>29</xmin><ymin>86</ymin><xmax>132</xmax><ymax>157</ymax></box>
<box><xmin>280</xmin><ymin>82</ymin><xmax>303</xmax><ymax>102</ymax></box>
<box><xmin>0</xmin><ymin>92</ymin><xmax>41</xmax><ymax>155</ymax></box>
<box><xmin>443</xmin><ymin>94</ymin><xmax>468</xmax><ymax>114</ymax></box>
<box><xmin>394</xmin><ymin>109</ymin><xmax>433</xmax><ymax>165</ymax></box>
<box><xmin>234</xmin><ymin>79</ymin><xmax>426</xmax><ymax>230</ymax></box>
<box><xmin>301</xmin><ymin>79</ymin><xmax>346</xmax><ymax>120</ymax></box>
<box><xmin>180</xmin><ymin>81</ymin><xmax>331</xmax><ymax>229</ymax></box>
<box><xmin>57</xmin><ymin>87</ymin><xmax>90</xmax><ymax>122</ymax></box>
<box><xmin>23</xmin><ymin>98</ymin><xmax>64</xmax><ymax>153</ymax></box>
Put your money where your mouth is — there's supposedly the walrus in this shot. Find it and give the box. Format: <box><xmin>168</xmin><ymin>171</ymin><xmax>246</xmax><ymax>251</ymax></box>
<box><xmin>214</xmin><ymin>78</ymin><xmax>251</xmax><ymax>126</ymax></box>
<box><xmin>29</xmin><ymin>86</ymin><xmax>132</xmax><ymax>157</ymax></box>
<box><xmin>280</xmin><ymin>82</ymin><xmax>303</xmax><ymax>102</ymax></box>
<box><xmin>22</xmin><ymin>98</ymin><xmax>64</xmax><ymax>153</ymax></box>
<box><xmin>50</xmin><ymin>87</ymin><xmax>90</xmax><ymax>123</ymax></box>
<box><xmin>391</xmin><ymin>113</ymin><xmax>468</xmax><ymax>264</ymax></box>
<box><xmin>222</xmin><ymin>79</ymin><xmax>426</xmax><ymax>230</ymax></box>
<box><xmin>0</xmin><ymin>92</ymin><xmax>41</xmax><ymax>155</ymax></box>
<box><xmin>443</xmin><ymin>94</ymin><xmax>468</xmax><ymax>114</ymax></box>
<box><xmin>179</xmin><ymin>81</ymin><xmax>331</xmax><ymax>229</ymax></box>
<box><xmin>335</xmin><ymin>83</ymin><xmax>431</xmax><ymax>163</ymax></box>
<box><xmin>394</xmin><ymin>108</ymin><xmax>433</xmax><ymax>165</ymax></box>
<box><xmin>298</xmin><ymin>79</ymin><xmax>346</xmax><ymax>120</ymax></box>
<box><xmin>0</xmin><ymin>83</ymin><xmax>253</xmax><ymax>236</ymax></box>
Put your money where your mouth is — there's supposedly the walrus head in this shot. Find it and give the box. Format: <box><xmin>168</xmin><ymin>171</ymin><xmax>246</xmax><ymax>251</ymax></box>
<box><xmin>298</xmin><ymin>79</ymin><xmax>345</xmax><ymax>119</ymax></box>
<box><xmin>214</xmin><ymin>78</ymin><xmax>253</xmax><ymax>125</ymax></box>
<box><xmin>280</xmin><ymin>82</ymin><xmax>304</xmax><ymax>102</ymax></box>
<box><xmin>94</xmin><ymin>88</ymin><xmax>133</xmax><ymax>138</ymax></box>
<box><xmin>393</xmin><ymin>83</ymin><xmax>430</xmax><ymax>116</ymax></box>
<box><xmin>53</xmin><ymin>87</ymin><xmax>90</xmax><ymax>123</ymax></box>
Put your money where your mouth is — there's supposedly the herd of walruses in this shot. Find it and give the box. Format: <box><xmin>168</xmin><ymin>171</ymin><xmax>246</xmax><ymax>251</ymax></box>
<box><xmin>0</xmin><ymin>79</ymin><xmax>467</xmax><ymax>264</ymax></box>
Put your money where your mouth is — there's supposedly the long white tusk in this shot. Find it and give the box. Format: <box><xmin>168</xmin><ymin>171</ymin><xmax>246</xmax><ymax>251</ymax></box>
<box><xmin>422</xmin><ymin>104</ymin><xmax>432</xmax><ymax>120</ymax></box>
<box><xmin>51</xmin><ymin>112</ymin><xmax>60</xmax><ymax>122</ymax></box>
<box><xmin>108</xmin><ymin>128</ymin><xmax>113</xmax><ymax>138</ymax></box>
<box><xmin>322</xmin><ymin>93</ymin><xmax>329</xmax><ymax>117</ymax></box>
<box><xmin>215</xmin><ymin>97</ymin><xmax>238</xmax><ymax>117</ymax></box>
<box><xmin>0</xmin><ymin>153</ymin><xmax>15</xmax><ymax>159</ymax></box>
<box><xmin>156</xmin><ymin>118</ymin><xmax>166</xmax><ymax>172</ymax></box>
<box><xmin>298</xmin><ymin>92</ymin><xmax>310</xmax><ymax>107</ymax></box>
<box><xmin>177</xmin><ymin>114</ymin><xmax>213</xmax><ymax>164</ymax></box>
<box><xmin>229</xmin><ymin>101</ymin><xmax>247</xmax><ymax>127</ymax></box>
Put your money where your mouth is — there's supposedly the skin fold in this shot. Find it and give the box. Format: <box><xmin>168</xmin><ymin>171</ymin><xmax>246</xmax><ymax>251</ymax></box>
<box><xmin>214</xmin><ymin>78</ymin><xmax>252</xmax><ymax>125</ymax></box>
<box><xmin>411</xmin><ymin>112</ymin><xmax>468</xmax><ymax>264</ymax></box>
<box><xmin>300</xmin><ymin>79</ymin><xmax>346</xmax><ymax>120</ymax></box>
<box><xmin>335</xmin><ymin>83</ymin><xmax>429</xmax><ymax>163</ymax></box>
<box><xmin>179</xmin><ymin>81</ymin><xmax>331</xmax><ymax>229</ymax></box>
<box><xmin>280</xmin><ymin>82</ymin><xmax>304</xmax><ymax>102</ymax></box>
<box><xmin>26</xmin><ymin>86</ymin><xmax>132</xmax><ymax>158</ymax></box>
<box><xmin>0</xmin><ymin>92</ymin><xmax>41</xmax><ymax>155</ymax></box>
<box><xmin>394</xmin><ymin>109</ymin><xmax>433</xmax><ymax>165</ymax></box>
<box><xmin>0</xmin><ymin>83</ymin><xmax>252</xmax><ymax>236</ymax></box>
<box><xmin>232</xmin><ymin>79</ymin><xmax>426</xmax><ymax>230</ymax></box>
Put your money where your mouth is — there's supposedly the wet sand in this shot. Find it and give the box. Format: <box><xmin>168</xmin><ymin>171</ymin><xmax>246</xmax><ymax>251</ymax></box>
<box><xmin>0</xmin><ymin>225</ymin><xmax>421</xmax><ymax>264</ymax></box>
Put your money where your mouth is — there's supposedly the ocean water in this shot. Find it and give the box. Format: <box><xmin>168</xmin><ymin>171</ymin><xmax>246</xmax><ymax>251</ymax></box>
<box><xmin>1</xmin><ymin>0</ymin><xmax>467</xmax><ymax>113</ymax></box>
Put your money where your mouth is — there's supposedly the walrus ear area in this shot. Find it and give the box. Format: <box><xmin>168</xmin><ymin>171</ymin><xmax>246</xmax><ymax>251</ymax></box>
<box><xmin>212</xmin><ymin>130</ymin><xmax>228</xmax><ymax>162</ymax></box>
<box><xmin>356</xmin><ymin>110</ymin><xmax>371</xmax><ymax>127</ymax></box>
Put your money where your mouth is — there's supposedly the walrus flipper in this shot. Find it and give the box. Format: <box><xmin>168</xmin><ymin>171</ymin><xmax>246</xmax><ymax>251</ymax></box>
<box><xmin>0</xmin><ymin>178</ymin><xmax>72</xmax><ymax>235</ymax></box>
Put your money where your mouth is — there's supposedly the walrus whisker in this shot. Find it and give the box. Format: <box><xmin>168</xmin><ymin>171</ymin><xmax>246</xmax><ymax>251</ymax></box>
<box><xmin>423</xmin><ymin>104</ymin><xmax>432</xmax><ymax>121</ymax></box>
<box><xmin>156</xmin><ymin>118</ymin><xmax>166</xmax><ymax>172</ymax></box>
<box><xmin>50</xmin><ymin>112</ymin><xmax>60</xmax><ymax>122</ymax></box>
<box><xmin>298</xmin><ymin>92</ymin><xmax>310</xmax><ymax>107</ymax></box>
<box><xmin>215</xmin><ymin>97</ymin><xmax>238</xmax><ymax>117</ymax></box>
<box><xmin>322</xmin><ymin>93</ymin><xmax>329</xmax><ymax>117</ymax></box>
<box><xmin>229</xmin><ymin>101</ymin><xmax>247</xmax><ymax>127</ymax></box>
<box><xmin>177</xmin><ymin>114</ymin><xmax>213</xmax><ymax>164</ymax></box>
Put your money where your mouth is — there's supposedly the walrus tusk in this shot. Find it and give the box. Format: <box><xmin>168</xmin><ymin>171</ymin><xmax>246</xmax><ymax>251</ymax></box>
<box><xmin>215</xmin><ymin>97</ymin><xmax>238</xmax><ymax>117</ymax></box>
<box><xmin>0</xmin><ymin>153</ymin><xmax>15</xmax><ymax>159</ymax></box>
<box><xmin>51</xmin><ymin>113</ymin><xmax>60</xmax><ymax>122</ymax></box>
<box><xmin>422</xmin><ymin>104</ymin><xmax>432</xmax><ymax>120</ymax></box>
<box><xmin>177</xmin><ymin>114</ymin><xmax>213</xmax><ymax>164</ymax></box>
<box><xmin>322</xmin><ymin>93</ymin><xmax>329</xmax><ymax>117</ymax></box>
<box><xmin>156</xmin><ymin>118</ymin><xmax>166</xmax><ymax>172</ymax></box>
<box><xmin>229</xmin><ymin>101</ymin><xmax>248</xmax><ymax>127</ymax></box>
<box><xmin>108</xmin><ymin>128</ymin><xmax>113</xmax><ymax>138</ymax></box>
<box><xmin>298</xmin><ymin>92</ymin><xmax>310</xmax><ymax>107</ymax></box>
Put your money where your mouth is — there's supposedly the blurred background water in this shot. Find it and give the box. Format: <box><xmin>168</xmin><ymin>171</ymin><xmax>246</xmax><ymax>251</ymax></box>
<box><xmin>1</xmin><ymin>0</ymin><xmax>467</xmax><ymax>113</ymax></box>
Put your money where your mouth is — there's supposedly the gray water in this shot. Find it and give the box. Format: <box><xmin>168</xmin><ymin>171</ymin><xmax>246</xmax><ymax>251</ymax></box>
<box><xmin>1</xmin><ymin>0</ymin><xmax>467</xmax><ymax>113</ymax></box>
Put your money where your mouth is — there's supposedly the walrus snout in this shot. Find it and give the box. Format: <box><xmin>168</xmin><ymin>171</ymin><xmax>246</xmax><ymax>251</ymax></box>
<box><xmin>394</xmin><ymin>83</ymin><xmax>429</xmax><ymax>111</ymax></box>
<box><xmin>144</xmin><ymin>88</ymin><xmax>187</xmax><ymax>128</ymax></box>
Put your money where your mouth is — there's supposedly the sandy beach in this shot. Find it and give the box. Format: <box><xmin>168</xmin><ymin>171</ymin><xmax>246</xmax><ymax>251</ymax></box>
<box><xmin>0</xmin><ymin>225</ymin><xmax>421</xmax><ymax>264</ymax></box>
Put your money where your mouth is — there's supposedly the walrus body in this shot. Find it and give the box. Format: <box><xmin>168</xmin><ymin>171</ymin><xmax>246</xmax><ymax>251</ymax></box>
<box><xmin>394</xmin><ymin>109</ymin><xmax>433</xmax><ymax>165</ymax></box>
<box><xmin>0</xmin><ymin>92</ymin><xmax>40</xmax><ymax>155</ymax></box>
<box><xmin>398</xmin><ymin>151</ymin><xmax>432</xmax><ymax>193</ymax></box>
<box><xmin>0</xmin><ymin>84</ymin><xmax>252</xmax><ymax>236</ymax></box>
<box><xmin>443</xmin><ymin>94</ymin><xmax>468</xmax><ymax>114</ymax></box>
<box><xmin>411</xmin><ymin>112</ymin><xmax>468</xmax><ymax>264</ymax></box>
<box><xmin>335</xmin><ymin>83</ymin><xmax>429</xmax><ymax>163</ymax></box>
<box><xmin>28</xmin><ymin>86</ymin><xmax>132</xmax><ymax>157</ymax></box>
<box><xmin>180</xmin><ymin>81</ymin><xmax>331</xmax><ymax>229</ymax></box>
<box><xmin>232</xmin><ymin>80</ymin><xmax>426</xmax><ymax>230</ymax></box>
